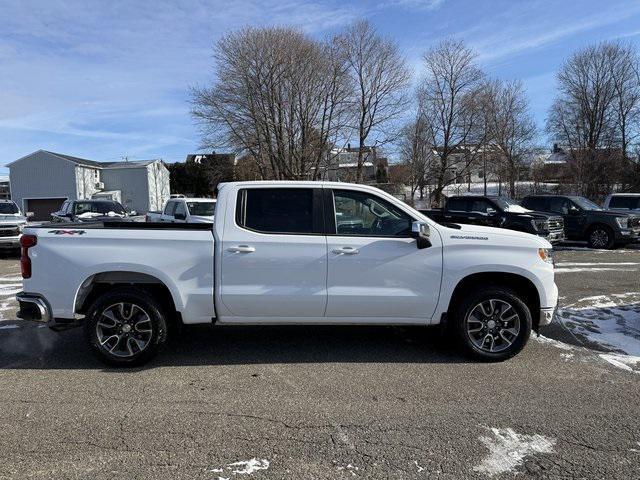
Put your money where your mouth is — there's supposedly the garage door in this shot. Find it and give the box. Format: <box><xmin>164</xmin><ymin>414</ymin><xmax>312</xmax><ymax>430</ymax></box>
<box><xmin>25</xmin><ymin>198</ymin><xmax>67</xmax><ymax>221</ymax></box>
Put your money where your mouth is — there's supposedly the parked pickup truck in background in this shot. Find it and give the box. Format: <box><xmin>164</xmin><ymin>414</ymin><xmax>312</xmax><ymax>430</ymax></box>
<box><xmin>51</xmin><ymin>199</ymin><xmax>135</xmax><ymax>223</ymax></box>
<box><xmin>604</xmin><ymin>193</ymin><xmax>640</xmax><ymax>215</ymax></box>
<box><xmin>145</xmin><ymin>197</ymin><xmax>216</xmax><ymax>223</ymax></box>
<box><xmin>17</xmin><ymin>181</ymin><xmax>558</xmax><ymax>366</ymax></box>
<box><xmin>521</xmin><ymin>194</ymin><xmax>640</xmax><ymax>249</ymax></box>
<box><xmin>0</xmin><ymin>199</ymin><xmax>28</xmax><ymax>250</ymax></box>
<box><xmin>420</xmin><ymin>195</ymin><xmax>565</xmax><ymax>244</ymax></box>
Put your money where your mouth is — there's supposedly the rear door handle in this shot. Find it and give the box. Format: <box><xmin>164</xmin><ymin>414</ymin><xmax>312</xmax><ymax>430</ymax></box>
<box><xmin>228</xmin><ymin>245</ymin><xmax>255</xmax><ymax>253</ymax></box>
<box><xmin>332</xmin><ymin>246</ymin><xmax>359</xmax><ymax>255</ymax></box>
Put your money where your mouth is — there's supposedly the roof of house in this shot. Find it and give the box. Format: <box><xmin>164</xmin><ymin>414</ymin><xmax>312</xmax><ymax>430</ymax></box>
<box><xmin>7</xmin><ymin>150</ymin><xmax>160</xmax><ymax>169</ymax></box>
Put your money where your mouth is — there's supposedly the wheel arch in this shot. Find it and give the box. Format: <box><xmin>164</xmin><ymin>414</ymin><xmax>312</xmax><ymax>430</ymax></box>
<box><xmin>447</xmin><ymin>272</ymin><xmax>540</xmax><ymax>326</ymax></box>
<box><xmin>74</xmin><ymin>271</ymin><xmax>180</xmax><ymax>321</ymax></box>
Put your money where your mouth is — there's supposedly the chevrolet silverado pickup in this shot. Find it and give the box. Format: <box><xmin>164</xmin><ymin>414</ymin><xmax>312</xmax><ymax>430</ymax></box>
<box><xmin>17</xmin><ymin>181</ymin><xmax>558</xmax><ymax>366</ymax></box>
<box><xmin>420</xmin><ymin>195</ymin><xmax>565</xmax><ymax>244</ymax></box>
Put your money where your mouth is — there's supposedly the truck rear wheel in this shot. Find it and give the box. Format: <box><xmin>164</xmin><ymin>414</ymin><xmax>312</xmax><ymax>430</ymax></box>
<box><xmin>451</xmin><ymin>287</ymin><xmax>532</xmax><ymax>361</ymax></box>
<box><xmin>84</xmin><ymin>287</ymin><xmax>168</xmax><ymax>367</ymax></box>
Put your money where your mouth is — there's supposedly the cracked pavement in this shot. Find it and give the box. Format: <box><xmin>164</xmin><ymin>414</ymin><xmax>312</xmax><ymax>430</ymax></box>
<box><xmin>0</xmin><ymin>249</ymin><xmax>639</xmax><ymax>479</ymax></box>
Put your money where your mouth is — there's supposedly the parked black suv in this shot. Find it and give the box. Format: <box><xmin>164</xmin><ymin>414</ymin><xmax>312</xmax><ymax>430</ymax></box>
<box><xmin>420</xmin><ymin>195</ymin><xmax>565</xmax><ymax>244</ymax></box>
<box><xmin>521</xmin><ymin>195</ymin><xmax>640</xmax><ymax>249</ymax></box>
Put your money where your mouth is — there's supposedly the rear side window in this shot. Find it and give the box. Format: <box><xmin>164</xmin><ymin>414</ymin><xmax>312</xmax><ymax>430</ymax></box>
<box><xmin>446</xmin><ymin>198</ymin><xmax>468</xmax><ymax>211</ymax></box>
<box><xmin>523</xmin><ymin>197</ymin><xmax>546</xmax><ymax>211</ymax></box>
<box><xmin>236</xmin><ymin>188</ymin><xmax>319</xmax><ymax>234</ymax></box>
<box><xmin>609</xmin><ymin>196</ymin><xmax>639</xmax><ymax>209</ymax></box>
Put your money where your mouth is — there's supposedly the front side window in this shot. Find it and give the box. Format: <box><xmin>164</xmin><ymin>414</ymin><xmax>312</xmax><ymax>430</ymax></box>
<box><xmin>187</xmin><ymin>201</ymin><xmax>216</xmax><ymax>216</ymax></box>
<box><xmin>609</xmin><ymin>196</ymin><xmax>639</xmax><ymax>209</ymax></box>
<box><xmin>333</xmin><ymin>190</ymin><xmax>412</xmax><ymax>237</ymax></box>
<box><xmin>470</xmin><ymin>199</ymin><xmax>495</xmax><ymax>214</ymax></box>
<box><xmin>549</xmin><ymin>197</ymin><xmax>571</xmax><ymax>215</ymax></box>
<box><xmin>237</xmin><ymin>188</ymin><xmax>316</xmax><ymax>234</ymax></box>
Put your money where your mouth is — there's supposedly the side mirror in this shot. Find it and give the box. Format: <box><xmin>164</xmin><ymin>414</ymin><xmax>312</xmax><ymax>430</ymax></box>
<box><xmin>174</xmin><ymin>212</ymin><xmax>186</xmax><ymax>221</ymax></box>
<box><xmin>411</xmin><ymin>221</ymin><xmax>432</xmax><ymax>249</ymax></box>
<box><xmin>129</xmin><ymin>210</ymin><xmax>138</xmax><ymax>216</ymax></box>
<box><xmin>486</xmin><ymin>207</ymin><xmax>496</xmax><ymax>216</ymax></box>
<box><xmin>26</xmin><ymin>212</ymin><xmax>34</xmax><ymax>218</ymax></box>
<box><xmin>568</xmin><ymin>206</ymin><xmax>581</xmax><ymax>215</ymax></box>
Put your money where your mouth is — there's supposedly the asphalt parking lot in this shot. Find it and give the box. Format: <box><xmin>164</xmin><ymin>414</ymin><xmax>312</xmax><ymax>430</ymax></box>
<box><xmin>0</xmin><ymin>246</ymin><xmax>639</xmax><ymax>480</ymax></box>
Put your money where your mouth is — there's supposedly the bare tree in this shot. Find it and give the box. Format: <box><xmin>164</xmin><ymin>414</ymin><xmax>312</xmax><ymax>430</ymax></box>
<box><xmin>398</xmin><ymin>111</ymin><xmax>433</xmax><ymax>203</ymax></box>
<box><xmin>610</xmin><ymin>43</ymin><xmax>640</xmax><ymax>163</ymax></box>
<box><xmin>335</xmin><ymin>20</ymin><xmax>411</xmax><ymax>183</ymax></box>
<box><xmin>191</xmin><ymin>27</ymin><xmax>351</xmax><ymax>180</ymax></box>
<box><xmin>418</xmin><ymin>39</ymin><xmax>487</xmax><ymax>203</ymax></box>
<box><xmin>483</xmin><ymin>79</ymin><xmax>536</xmax><ymax>197</ymax></box>
<box><xmin>546</xmin><ymin>41</ymin><xmax>638</xmax><ymax>196</ymax></box>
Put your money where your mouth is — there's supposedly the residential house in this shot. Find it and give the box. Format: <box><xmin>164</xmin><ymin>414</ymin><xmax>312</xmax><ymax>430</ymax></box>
<box><xmin>8</xmin><ymin>150</ymin><xmax>170</xmax><ymax>220</ymax></box>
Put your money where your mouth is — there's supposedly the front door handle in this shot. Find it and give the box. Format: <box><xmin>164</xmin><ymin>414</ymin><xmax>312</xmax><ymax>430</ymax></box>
<box><xmin>332</xmin><ymin>246</ymin><xmax>359</xmax><ymax>255</ymax></box>
<box><xmin>228</xmin><ymin>245</ymin><xmax>255</xmax><ymax>253</ymax></box>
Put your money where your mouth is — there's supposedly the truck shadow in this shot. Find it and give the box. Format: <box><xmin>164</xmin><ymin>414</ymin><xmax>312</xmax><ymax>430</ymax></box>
<box><xmin>0</xmin><ymin>324</ymin><xmax>470</xmax><ymax>369</ymax></box>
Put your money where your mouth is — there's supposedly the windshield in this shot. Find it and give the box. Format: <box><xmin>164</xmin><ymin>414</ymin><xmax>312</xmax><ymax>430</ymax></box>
<box><xmin>187</xmin><ymin>201</ymin><xmax>216</xmax><ymax>216</ymax></box>
<box><xmin>571</xmin><ymin>196</ymin><xmax>602</xmax><ymax>211</ymax></box>
<box><xmin>489</xmin><ymin>197</ymin><xmax>531</xmax><ymax>213</ymax></box>
<box><xmin>75</xmin><ymin>201</ymin><xmax>126</xmax><ymax>215</ymax></box>
<box><xmin>0</xmin><ymin>202</ymin><xmax>19</xmax><ymax>214</ymax></box>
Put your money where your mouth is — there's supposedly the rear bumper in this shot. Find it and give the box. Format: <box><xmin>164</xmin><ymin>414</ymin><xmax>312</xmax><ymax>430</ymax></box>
<box><xmin>16</xmin><ymin>292</ymin><xmax>52</xmax><ymax>323</ymax></box>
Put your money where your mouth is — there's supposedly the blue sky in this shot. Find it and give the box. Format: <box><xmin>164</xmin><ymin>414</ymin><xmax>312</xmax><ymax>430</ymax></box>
<box><xmin>1</xmin><ymin>0</ymin><xmax>640</xmax><ymax>173</ymax></box>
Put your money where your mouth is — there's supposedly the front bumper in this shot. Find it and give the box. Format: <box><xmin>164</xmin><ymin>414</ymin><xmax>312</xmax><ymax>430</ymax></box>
<box><xmin>539</xmin><ymin>306</ymin><xmax>556</xmax><ymax>326</ymax></box>
<box><xmin>541</xmin><ymin>231</ymin><xmax>565</xmax><ymax>244</ymax></box>
<box><xmin>16</xmin><ymin>292</ymin><xmax>52</xmax><ymax>323</ymax></box>
<box><xmin>0</xmin><ymin>235</ymin><xmax>21</xmax><ymax>248</ymax></box>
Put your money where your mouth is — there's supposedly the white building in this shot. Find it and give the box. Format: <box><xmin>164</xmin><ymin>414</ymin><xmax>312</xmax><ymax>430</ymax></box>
<box><xmin>8</xmin><ymin>150</ymin><xmax>170</xmax><ymax>220</ymax></box>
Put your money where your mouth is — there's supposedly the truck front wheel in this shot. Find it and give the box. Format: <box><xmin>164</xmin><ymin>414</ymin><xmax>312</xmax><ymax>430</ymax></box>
<box><xmin>451</xmin><ymin>287</ymin><xmax>532</xmax><ymax>361</ymax></box>
<box><xmin>84</xmin><ymin>288</ymin><xmax>168</xmax><ymax>367</ymax></box>
<box><xmin>587</xmin><ymin>225</ymin><xmax>614</xmax><ymax>249</ymax></box>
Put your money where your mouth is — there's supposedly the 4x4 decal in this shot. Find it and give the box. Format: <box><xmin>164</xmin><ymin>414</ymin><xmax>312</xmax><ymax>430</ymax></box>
<box><xmin>48</xmin><ymin>230</ymin><xmax>86</xmax><ymax>235</ymax></box>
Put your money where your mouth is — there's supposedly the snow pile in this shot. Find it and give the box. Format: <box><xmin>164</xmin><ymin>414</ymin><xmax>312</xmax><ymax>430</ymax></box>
<box><xmin>474</xmin><ymin>427</ymin><xmax>556</xmax><ymax>476</ymax></box>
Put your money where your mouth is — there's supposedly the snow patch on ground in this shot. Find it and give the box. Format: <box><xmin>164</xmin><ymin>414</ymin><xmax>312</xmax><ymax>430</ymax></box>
<box><xmin>599</xmin><ymin>354</ymin><xmax>640</xmax><ymax>374</ymax></box>
<box><xmin>474</xmin><ymin>427</ymin><xmax>556</xmax><ymax>476</ymax></box>
<box><xmin>533</xmin><ymin>335</ymin><xmax>575</xmax><ymax>351</ymax></box>
<box><xmin>207</xmin><ymin>459</ymin><xmax>269</xmax><ymax>477</ymax></box>
<box><xmin>557</xmin><ymin>293</ymin><xmax>640</xmax><ymax>356</ymax></box>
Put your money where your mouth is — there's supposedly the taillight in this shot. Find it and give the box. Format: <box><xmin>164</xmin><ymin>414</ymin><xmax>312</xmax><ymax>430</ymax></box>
<box><xmin>20</xmin><ymin>234</ymin><xmax>37</xmax><ymax>279</ymax></box>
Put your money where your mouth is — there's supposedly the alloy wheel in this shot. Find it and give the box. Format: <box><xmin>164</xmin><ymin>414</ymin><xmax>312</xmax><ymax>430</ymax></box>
<box><xmin>95</xmin><ymin>302</ymin><xmax>153</xmax><ymax>358</ymax></box>
<box><xmin>465</xmin><ymin>299</ymin><xmax>521</xmax><ymax>353</ymax></box>
<box><xmin>590</xmin><ymin>229</ymin><xmax>609</xmax><ymax>248</ymax></box>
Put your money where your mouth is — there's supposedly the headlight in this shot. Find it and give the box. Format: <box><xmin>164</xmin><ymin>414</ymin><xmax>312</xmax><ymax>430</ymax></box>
<box><xmin>532</xmin><ymin>219</ymin><xmax>549</xmax><ymax>232</ymax></box>
<box><xmin>538</xmin><ymin>248</ymin><xmax>554</xmax><ymax>265</ymax></box>
<box><xmin>616</xmin><ymin>217</ymin><xmax>629</xmax><ymax>229</ymax></box>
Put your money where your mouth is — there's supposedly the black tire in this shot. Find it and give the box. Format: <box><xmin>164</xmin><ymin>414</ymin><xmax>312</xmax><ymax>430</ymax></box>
<box><xmin>84</xmin><ymin>287</ymin><xmax>168</xmax><ymax>367</ymax></box>
<box><xmin>451</xmin><ymin>287</ymin><xmax>532</xmax><ymax>361</ymax></box>
<box><xmin>587</xmin><ymin>225</ymin><xmax>615</xmax><ymax>249</ymax></box>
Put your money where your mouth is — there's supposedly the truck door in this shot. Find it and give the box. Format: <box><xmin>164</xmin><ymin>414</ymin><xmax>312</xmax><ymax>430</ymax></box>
<box><xmin>325</xmin><ymin>188</ymin><xmax>442</xmax><ymax>320</ymax></box>
<box><xmin>219</xmin><ymin>186</ymin><xmax>327</xmax><ymax>319</ymax></box>
<box><xmin>162</xmin><ymin>201</ymin><xmax>176</xmax><ymax>222</ymax></box>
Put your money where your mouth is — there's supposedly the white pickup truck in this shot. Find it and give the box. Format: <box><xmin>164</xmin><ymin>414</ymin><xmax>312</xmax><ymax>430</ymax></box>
<box><xmin>145</xmin><ymin>197</ymin><xmax>216</xmax><ymax>223</ymax></box>
<box><xmin>17</xmin><ymin>181</ymin><xmax>557</xmax><ymax>366</ymax></box>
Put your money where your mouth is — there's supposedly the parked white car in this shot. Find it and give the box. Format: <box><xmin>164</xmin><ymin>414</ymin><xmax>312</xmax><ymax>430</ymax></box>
<box><xmin>145</xmin><ymin>197</ymin><xmax>216</xmax><ymax>223</ymax></box>
<box><xmin>0</xmin><ymin>200</ymin><xmax>28</xmax><ymax>250</ymax></box>
<box><xmin>17</xmin><ymin>181</ymin><xmax>557</xmax><ymax>366</ymax></box>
